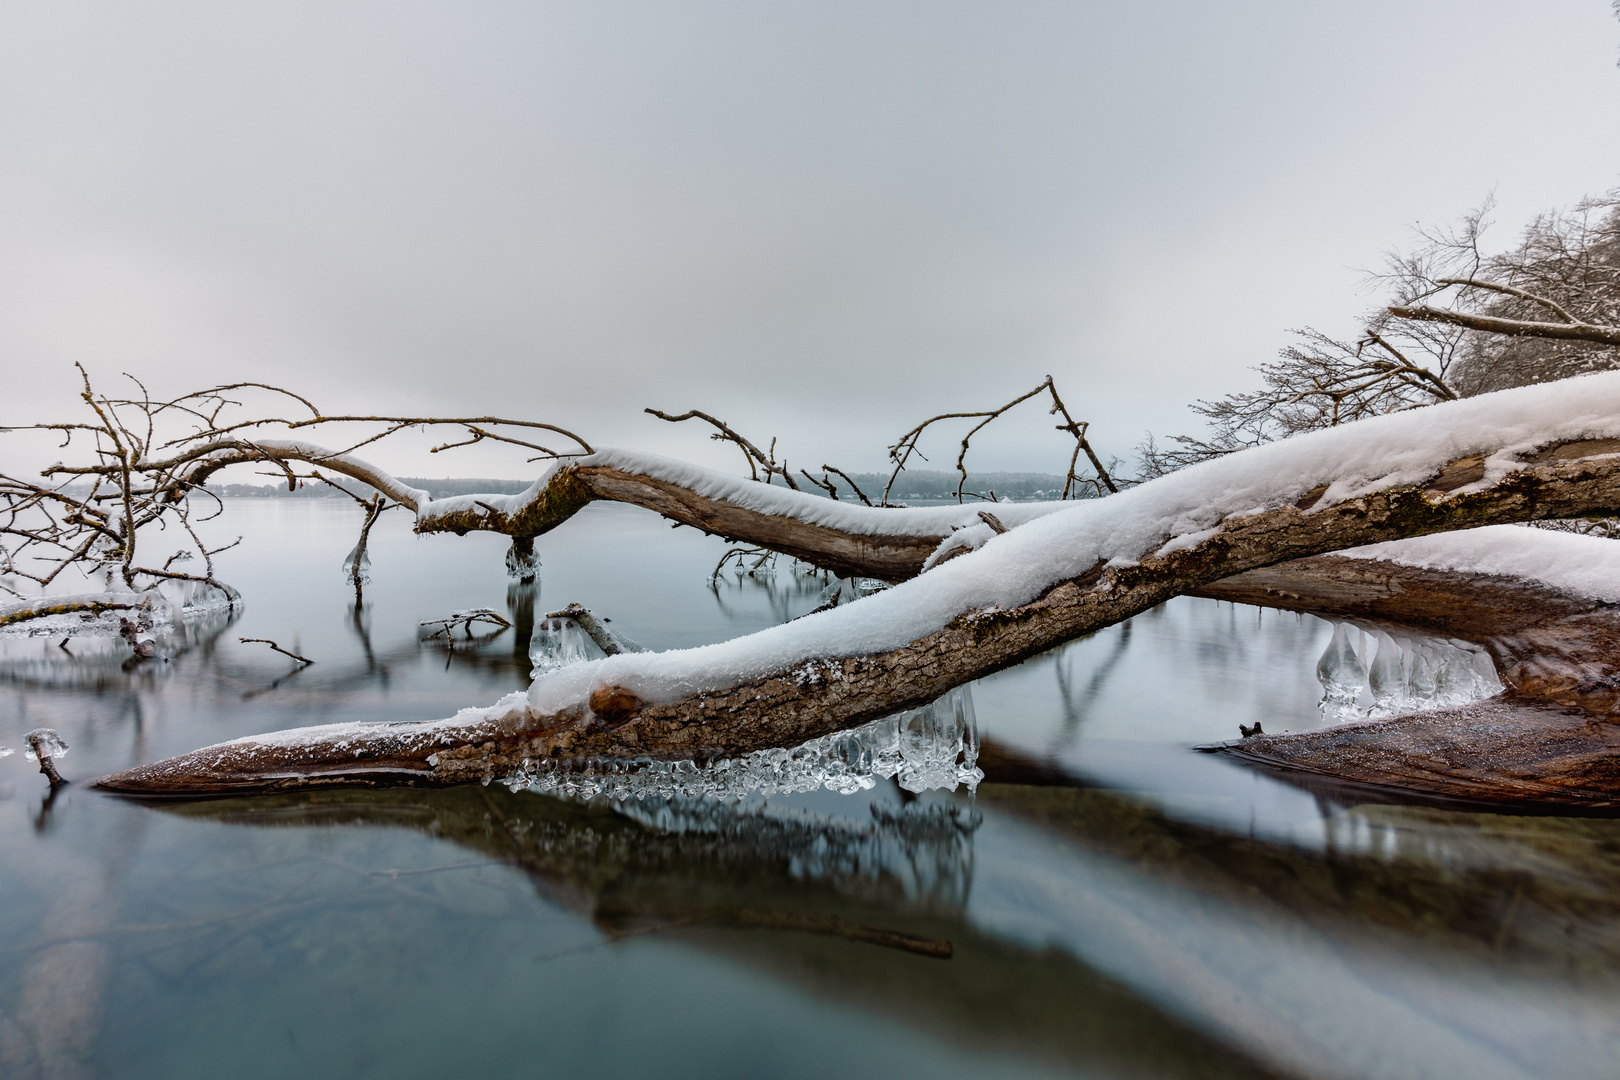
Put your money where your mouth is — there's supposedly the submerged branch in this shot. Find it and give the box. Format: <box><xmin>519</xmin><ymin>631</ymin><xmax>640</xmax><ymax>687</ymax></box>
<box><xmin>240</xmin><ymin>638</ymin><xmax>315</xmax><ymax>665</ymax></box>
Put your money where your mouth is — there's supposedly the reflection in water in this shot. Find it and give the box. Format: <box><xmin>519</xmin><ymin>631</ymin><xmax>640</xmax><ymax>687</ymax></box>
<box><xmin>8</xmin><ymin>502</ymin><xmax>1620</xmax><ymax>1079</ymax></box>
<box><xmin>155</xmin><ymin>784</ymin><xmax>1282</xmax><ymax>1080</ymax></box>
<box><xmin>141</xmin><ymin>779</ymin><xmax>1620</xmax><ymax>1080</ymax></box>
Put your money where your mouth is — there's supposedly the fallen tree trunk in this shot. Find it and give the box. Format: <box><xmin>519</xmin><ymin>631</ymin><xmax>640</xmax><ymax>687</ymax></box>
<box><xmin>97</xmin><ymin>374</ymin><xmax>1620</xmax><ymax>795</ymax></box>
<box><xmin>1214</xmin><ymin>701</ymin><xmax>1620</xmax><ymax>811</ymax></box>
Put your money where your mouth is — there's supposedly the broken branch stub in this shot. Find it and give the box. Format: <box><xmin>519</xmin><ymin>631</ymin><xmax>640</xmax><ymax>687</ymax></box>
<box><xmin>24</xmin><ymin>729</ymin><xmax>68</xmax><ymax>786</ymax></box>
<box><xmin>240</xmin><ymin>638</ymin><xmax>315</xmax><ymax>665</ymax></box>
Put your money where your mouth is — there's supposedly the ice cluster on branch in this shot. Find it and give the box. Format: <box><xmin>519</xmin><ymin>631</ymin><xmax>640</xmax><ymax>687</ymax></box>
<box><xmin>1314</xmin><ymin>622</ymin><xmax>1502</xmax><ymax>722</ymax></box>
<box><xmin>501</xmin><ymin>685</ymin><xmax>981</xmax><ymax>800</ymax></box>
<box><xmin>0</xmin><ymin>579</ymin><xmax>239</xmax><ymax>638</ymax></box>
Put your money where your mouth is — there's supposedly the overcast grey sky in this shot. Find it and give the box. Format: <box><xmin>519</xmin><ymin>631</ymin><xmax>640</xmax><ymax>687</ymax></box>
<box><xmin>3</xmin><ymin>1</ymin><xmax>1618</xmax><ymax>478</ymax></box>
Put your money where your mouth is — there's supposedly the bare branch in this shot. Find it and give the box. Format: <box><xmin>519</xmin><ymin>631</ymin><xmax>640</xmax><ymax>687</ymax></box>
<box><xmin>880</xmin><ymin>376</ymin><xmax>1115</xmax><ymax>505</ymax></box>
<box><xmin>820</xmin><ymin>465</ymin><xmax>874</xmax><ymax>506</ymax></box>
<box><xmin>1386</xmin><ymin>305</ymin><xmax>1620</xmax><ymax>347</ymax></box>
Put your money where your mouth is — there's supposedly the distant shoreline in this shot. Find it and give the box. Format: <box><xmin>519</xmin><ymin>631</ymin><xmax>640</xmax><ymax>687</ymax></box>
<box><xmin>201</xmin><ymin>469</ymin><xmax>1084</xmax><ymax>503</ymax></box>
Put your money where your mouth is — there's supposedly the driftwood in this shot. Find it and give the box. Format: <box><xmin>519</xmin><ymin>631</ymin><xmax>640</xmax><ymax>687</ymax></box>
<box><xmin>238</xmin><ymin>638</ymin><xmax>314</xmax><ymax>665</ymax></box>
<box><xmin>418</xmin><ymin>609</ymin><xmax>511</xmax><ymax>641</ymax></box>
<box><xmin>97</xmin><ymin>431</ymin><xmax>1620</xmax><ymax>796</ymax></box>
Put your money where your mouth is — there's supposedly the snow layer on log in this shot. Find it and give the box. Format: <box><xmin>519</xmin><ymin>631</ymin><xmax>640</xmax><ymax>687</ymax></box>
<box><xmin>1341</xmin><ymin>526</ymin><xmax>1620</xmax><ymax>604</ymax></box>
<box><xmin>527</xmin><ymin>373</ymin><xmax>1620</xmax><ymax>711</ymax></box>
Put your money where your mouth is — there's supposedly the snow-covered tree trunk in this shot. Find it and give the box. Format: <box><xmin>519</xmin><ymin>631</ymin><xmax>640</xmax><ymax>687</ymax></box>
<box><xmin>97</xmin><ymin>375</ymin><xmax>1620</xmax><ymax>795</ymax></box>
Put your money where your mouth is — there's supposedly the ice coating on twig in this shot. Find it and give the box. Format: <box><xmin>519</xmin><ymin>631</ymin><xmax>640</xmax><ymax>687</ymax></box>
<box><xmin>23</xmin><ymin>729</ymin><xmax>68</xmax><ymax>761</ymax></box>
<box><xmin>529</xmin><ymin>615</ymin><xmax>602</xmax><ymax>676</ymax></box>
<box><xmin>340</xmin><ymin>544</ymin><xmax>372</xmax><ymax>586</ymax></box>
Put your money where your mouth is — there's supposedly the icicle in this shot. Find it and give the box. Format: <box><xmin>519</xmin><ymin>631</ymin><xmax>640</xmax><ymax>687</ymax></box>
<box><xmin>1315</xmin><ymin>622</ymin><xmax>1367</xmax><ymax>721</ymax></box>
<box><xmin>340</xmin><ymin>544</ymin><xmax>372</xmax><ymax>586</ymax></box>
<box><xmin>1367</xmin><ymin>631</ymin><xmax>1407</xmax><ymax>715</ymax></box>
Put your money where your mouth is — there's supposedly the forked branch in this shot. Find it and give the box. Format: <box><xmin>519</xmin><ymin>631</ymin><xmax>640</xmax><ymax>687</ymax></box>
<box><xmin>880</xmin><ymin>376</ymin><xmax>1117</xmax><ymax>505</ymax></box>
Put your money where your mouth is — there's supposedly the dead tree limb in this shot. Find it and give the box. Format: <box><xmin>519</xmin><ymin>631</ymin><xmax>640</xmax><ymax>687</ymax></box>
<box><xmin>880</xmin><ymin>375</ymin><xmax>1116</xmax><ymax>505</ymax></box>
<box><xmin>645</xmin><ymin>409</ymin><xmax>800</xmax><ymax>490</ymax></box>
<box><xmin>24</xmin><ymin>730</ymin><xmax>67</xmax><ymax>786</ymax></box>
<box><xmin>820</xmin><ymin>465</ymin><xmax>874</xmax><ymax>506</ymax></box>
<box><xmin>418</xmin><ymin>610</ymin><xmax>511</xmax><ymax>640</ymax></box>
<box><xmin>1386</xmin><ymin>305</ymin><xmax>1620</xmax><ymax>347</ymax></box>
<box><xmin>307</xmin><ymin>473</ymin><xmax>396</xmax><ymax>605</ymax></box>
<box><xmin>545</xmin><ymin>604</ymin><xmax>623</xmax><ymax>656</ymax></box>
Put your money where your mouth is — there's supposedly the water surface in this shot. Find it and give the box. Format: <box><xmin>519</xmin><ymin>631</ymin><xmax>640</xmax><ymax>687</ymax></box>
<box><xmin>3</xmin><ymin>500</ymin><xmax>1619</xmax><ymax>1080</ymax></box>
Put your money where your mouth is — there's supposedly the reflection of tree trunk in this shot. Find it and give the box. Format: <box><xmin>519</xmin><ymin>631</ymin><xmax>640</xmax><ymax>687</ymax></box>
<box><xmin>0</xmin><ymin>803</ymin><xmax>145</xmax><ymax>1080</ymax></box>
<box><xmin>157</xmin><ymin>786</ymin><xmax>1283</xmax><ymax>1080</ymax></box>
<box><xmin>99</xmin><ymin>441</ymin><xmax>1620</xmax><ymax>795</ymax></box>
<box><xmin>160</xmin><ymin>782</ymin><xmax>1620</xmax><ymax>1078</ymax></box>
<box><xmin>506</xmin><ymin>580</ymin><xmax>540</xmax><ymax>677</ymax></box>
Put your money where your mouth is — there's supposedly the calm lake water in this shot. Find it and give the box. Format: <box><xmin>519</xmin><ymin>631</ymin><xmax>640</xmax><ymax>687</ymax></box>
<box><xmin>4</xmin><ymin>500</ymin><xmax>1620</xmax><ymax>1080</ymax></box>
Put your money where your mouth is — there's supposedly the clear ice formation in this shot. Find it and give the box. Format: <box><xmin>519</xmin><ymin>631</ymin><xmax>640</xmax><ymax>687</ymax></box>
<box><xmin>528</xmin><ymin>616</ymin><xmax>605</xmax><ymax>676</ymax></box>
<box><xmin>0</xmin><ymin>578</ymin><xmax>239</xmax><ymax>639</ymax></box>
<box><xmin>1315</xmin><ymin>623</ymin><xmax>1368</xmax><ymax>720</ymax></box>
<box><xmin>23</xmin><ymin>728</ymin><xmax>68</xmax><ymax>761</ymax></box>
<box><xmin>1314</xmin><ymin>621</ymin><xmax>1502</xmax><ymax>722</ymax></box>
<box><xmin>340</xmin><ymin>544</ymin><xmax>371</xmax><ymax>586</ymax></box>
<box><xmin>505</xmin><ymin>542</ymin><xmax>540</xmax><ymax>580</ymax></box>
<box><xmin>504</xmin><ymin>685</ymin><xmax>982</xmax><ymax>801</ymax></box>
<box><xmin>0</xmin><ymin>747</ymin><xmax>12</xmax><ymax>759</ymax></box>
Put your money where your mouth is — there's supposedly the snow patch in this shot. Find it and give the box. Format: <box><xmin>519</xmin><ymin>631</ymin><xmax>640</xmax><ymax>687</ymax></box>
<box><xmin>1340</xmin><ymin>526</ymin><xmax>1620</xmax><ymax>603</ymax></box>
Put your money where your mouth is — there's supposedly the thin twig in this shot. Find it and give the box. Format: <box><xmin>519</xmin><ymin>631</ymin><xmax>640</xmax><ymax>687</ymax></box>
<box><xmin>240</xmin><ymin>638</ymin><xmax>315</xmax><ymax>665</ymax></box>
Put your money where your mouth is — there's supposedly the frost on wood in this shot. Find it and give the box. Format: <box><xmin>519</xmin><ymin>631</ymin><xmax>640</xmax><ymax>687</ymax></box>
<box><xmin>96</xmin><ymin>374</ymin><xmax>1620</xmax><ymax>795</ymax></box>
